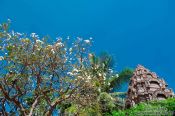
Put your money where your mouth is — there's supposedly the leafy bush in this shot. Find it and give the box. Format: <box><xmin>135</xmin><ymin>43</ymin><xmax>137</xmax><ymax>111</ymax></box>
<box><xmin>98</xmin><ymin>92</ymin><xmax>116</xmax><ymax>114</ymax></box>
<box><xmin>111</xmin><ymin>98</ymin><xmax>175</xmax><ymax>116</ymax></box>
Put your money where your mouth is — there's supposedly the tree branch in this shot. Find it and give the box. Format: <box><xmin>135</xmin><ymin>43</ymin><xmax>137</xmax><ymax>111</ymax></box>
<box><xmin>0</xmin><ymin>84</ymin><xmax>27</xmax><ymax>116</ymax></box>
<box><xmin>28</xmin><ymin>96</ymin><xmax>40</xmax><ymax>116</ymax></box>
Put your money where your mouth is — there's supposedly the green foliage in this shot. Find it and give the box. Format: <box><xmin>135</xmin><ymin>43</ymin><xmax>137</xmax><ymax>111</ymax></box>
<box><xmin>99</xmin><ymin>52</ymin><xmax>114</xmax><ymax>70</ymax></box>
<box><xmin>98</xmin><ymin>92</ymin><xmax>116</xmax><ymax>114</ymax></box>
<box><xmin>110</xmin><ymin>68</ymin><xmax>133</xmax><ymax>90</ymax></box>
<box><xmin>148</xmin><ymin>98</ymin><xmax>175</xmax><ymax>111</ymax></box>
<box><xmin>111</xmin><ymin>98</ymin><xmax>175</xmax><ymax>116</ymax></box>
<box><xmin>65</xmin><ymin>103</ymin><xmax>102</xmax><ymax>116</ymax></box>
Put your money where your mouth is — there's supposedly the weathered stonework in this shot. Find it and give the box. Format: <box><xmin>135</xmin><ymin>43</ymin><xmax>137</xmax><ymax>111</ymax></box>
<box><xmin>125</xmin><ymin>65</ymin><xmax>174</xmax><ymax>108</ymax></box>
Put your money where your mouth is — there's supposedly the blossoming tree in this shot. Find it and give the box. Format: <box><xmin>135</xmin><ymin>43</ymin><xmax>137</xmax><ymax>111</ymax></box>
<box><xmin>0</xmin><ymin>21</ymin><xmax>133</xmax><ymax>116</ymax></box>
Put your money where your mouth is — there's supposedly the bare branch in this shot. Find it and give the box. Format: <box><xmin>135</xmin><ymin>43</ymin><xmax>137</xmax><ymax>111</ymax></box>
<box><xmin>28</xmin><ymin>96</ymin><xmax>40</xmax><ymax>116</ymax></box>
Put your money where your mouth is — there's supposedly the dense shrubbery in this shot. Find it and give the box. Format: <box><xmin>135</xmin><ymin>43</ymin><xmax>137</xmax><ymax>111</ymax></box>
<box><xmin>110</xmin><ymin>98</ymin><xmax>175</xmax><ymax>116</ymax></box>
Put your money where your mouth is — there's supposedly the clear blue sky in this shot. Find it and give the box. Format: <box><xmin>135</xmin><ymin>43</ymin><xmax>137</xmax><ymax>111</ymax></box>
<box><xmin>1</xmin><ymin>0</ymin><xmax>175</xmax><ymax>90</ymax></box>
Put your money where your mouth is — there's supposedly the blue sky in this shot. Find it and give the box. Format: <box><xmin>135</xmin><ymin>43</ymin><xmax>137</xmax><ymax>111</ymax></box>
<box><xmin>1</xmin><ymin>0</ymin><xmax>175</xmax><ymax>90</ymax></box>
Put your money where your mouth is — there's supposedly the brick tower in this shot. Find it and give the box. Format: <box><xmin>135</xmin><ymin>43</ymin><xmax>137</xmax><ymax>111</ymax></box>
<box><xmin>125</xmin><ymin>65</ymin><xmax>174</xmax><ymax>108</ymax></box>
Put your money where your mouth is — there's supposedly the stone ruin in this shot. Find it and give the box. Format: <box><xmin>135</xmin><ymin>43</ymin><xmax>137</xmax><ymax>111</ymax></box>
<box><xmin>125</xmin><ymin>65</ymin><xmax>174</xmax><ymax>108</ymax></box>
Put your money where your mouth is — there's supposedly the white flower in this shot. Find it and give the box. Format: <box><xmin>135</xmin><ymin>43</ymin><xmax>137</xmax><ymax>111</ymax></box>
<box><xmin>7</xmin><ymin>34</ymin><xmax>11</xmax><ymax>39</ymax></box>
<box><xmin>30</xmin><ymin>33</ymin><xmax>36</xmax><ymax>37</ymax></box>
<box><xmin>46</xmin><ymin>45</ymin><xmax>52</xmax><ymax>50</ymax></box>
<box><xmin>85</xmin><ymin>80</ymin><xmax>90</xmax><ymax>83</ymax></box>
<box><xmin>51</xmin><ymin>49</ymin><xmax>55</xmax><ymax>54</ymax></box>
<box><xmin>103</xmin><ymin>76</ymin><xmax>106</xmax><ymax>80</ymax></box>
<box><xmin>98</xmin><ymin>73</ymin><xmax>102</xmax><ymax>77</ymax></box>
<box><xmin>78</xmin><ymin>76</ymin><xmax>82</xmax><ymax>79</ymax></box>
<box><xmin>98</xmin><ymin>88</ymin><xmax>101</xmax><ymax>92</ymax></box>
<box><xmin>109</xmin><ymin>69</ymin><xmax>113</xmax><ymax>73</ymax></box>
<box><xmin>116</xmin><ymin>74</ymin><xmax>119</xmax><ymax>77</ymax></box>
<box><xmin>55</xmin><ymin>42</ymin><xmax>64</xmax><ymax>47</ymax></box>
<box><xmin>69</xmin><ymin>48</ymin><xmax>73</xmax><ymax>52</ymax></box>
<box><xmin>0</xmin><ymin>56</ymin><xmax>4</xmax><ymax>60</ymax></box>
<box><xmin>87</xmin><ymin>75</ymin><xmax>91</xmax><ymax>80</ymax></box>
<box><xmin>67</xmin><ymin>72</ymin><xmax>73</xmax><ymax>76</ymax></box>
<box><xmin>16</xmin><ymin>32</ymin><xmax>22</xmax><ymax>36</ymax></box>
<box><xmin>72</xmin><ymin>68</ymin><xmax>78</xmax><ymax>73</ymax></box>
<box><xmin>84</xmin><ymin>39</ymin><xmax>90</xmax><ymax>44</ymax></box>
<box><xmin>30</xmin><ymin>33</ymin><xmax>39</xmax><ymax>38</ymax></box>
<box><xmin>36</xmin><ymin>39</ymin><xmax>44</xmax><ymax>44</ymax></box>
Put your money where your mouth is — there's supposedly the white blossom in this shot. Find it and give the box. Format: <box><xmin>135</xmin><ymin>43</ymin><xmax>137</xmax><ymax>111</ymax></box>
<box><xmin>98</xmin><ymin>88</ymin><xmax>101</xmax><ymax>92</ymax></box>
<box><xmin>116</xmin><ymin>74</ymin><xmax>119</xmax><ymax>77</ymax></box>
<box><xmin>16</xmin><ymin>32</ymin><xmax>22</xmax><ymax>36</ymax></box>
<box><xmin>67</xmin><ymin>72</ymin><xmax>73</xmax><ymax>76</ymax></box>
<box><xmin>72</xmin><ymin>68</ymin><xmax>79</xmax><ymax>73</ymax></box>
<box><xmin>85</xmin><ymin>80</ymin><xmax>90</xmax><ymax>83</ymax></box>
<box><xmin>103</xmin><ymin>76</ymin><xmax>106</xmax><ymax>80</ymax></box>
<box><xmin>0</xmin><ymin>56</ymin><xmax>4</xmax><ymax>61</ymax></box>
<box><xmin>98</xmin><ymin>73</ymin><xmax>102</xmax><ymax>77</ymax></box>
<box><xmin>30</xmin><ymin>33</ymin><xmax>39</xmax><ymax>38</ymax></box>
<box><xmin>104</xmin><ymin>73</ymin><xmax>106</xmax><ymax>77</ymax></box>
<box><xmin>36</xmin><ymin>39</ymin><xmax>44</xmax><ymax>44</ymax></box>
<box><xmin>109</xmin><ymin>69</ymin><xmax>113</xmax><ymax>73</ymax></box>
<box><xmin>55</xmin><ymin>42</ymin><xmax>64</xmax><ymax>47</ymax></box>
<box><xmin>51</xmin><ymin>49</ymin><xmax>55</xmax><ymax>54</ymax></box>
<box><xmin>87</xmin><ymin>75</ymin><xmax>91</xmax><ymax>80</ymax></box>
<box><xmin>84</xmin><ymin>39</ymin><xmax>90</xmax><ymax>44</ymax></box>
<box><xmin>7</xmin><ymin>33</ymin><xmax>11</xmax><ymax>39</ymax></box>
<box><xmin>78</xmin><ymin>76</ymin><xmax>82</xmax><ymax>79</ymax></box>
<box><xmin>69</xmin><ymin>48</ymin><xmax>73</xmax><ymax>52</ymax></box>
<box><xmin>49</xmin><ymin>75</ymin><xmax>52</xmax><ymax>79</ymax></box>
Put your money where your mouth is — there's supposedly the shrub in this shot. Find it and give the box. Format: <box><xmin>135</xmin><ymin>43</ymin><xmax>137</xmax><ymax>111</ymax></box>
<box><xmin>111</xmin><ymin>98</ymin><xmax>175</xmax><ymax>116</ymax></box>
